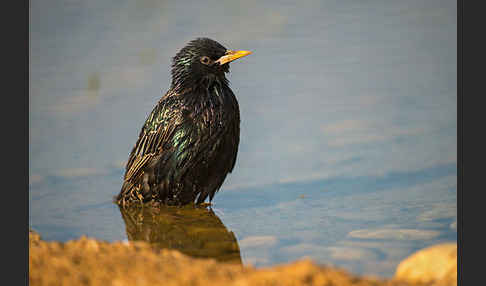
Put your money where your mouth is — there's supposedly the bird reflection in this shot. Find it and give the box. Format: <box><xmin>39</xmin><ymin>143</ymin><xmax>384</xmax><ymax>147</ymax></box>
<box><xmin>118</xmin><ymin>204</ymin><xmax>242</xmax><ymax>264</ymax></box>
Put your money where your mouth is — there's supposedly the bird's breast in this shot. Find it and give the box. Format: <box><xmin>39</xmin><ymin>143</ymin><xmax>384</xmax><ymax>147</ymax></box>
<box><xmin>193</xmin><ymin>85</ymin><xmax>239</xmax><ymax>131</ymax></box>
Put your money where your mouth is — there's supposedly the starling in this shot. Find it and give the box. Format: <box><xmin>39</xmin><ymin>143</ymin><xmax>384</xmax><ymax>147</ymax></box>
<box><xmin>116</xmin><ymin>38</ymin><xmax>251</xmax><ymax>207</ymax></box>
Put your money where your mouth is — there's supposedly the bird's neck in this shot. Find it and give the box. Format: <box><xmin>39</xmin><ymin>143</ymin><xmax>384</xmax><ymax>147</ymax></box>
<box><xmin>171</xmin><ymin>74</ymin><xmax>229</xmax><ymax>94</ymax></box>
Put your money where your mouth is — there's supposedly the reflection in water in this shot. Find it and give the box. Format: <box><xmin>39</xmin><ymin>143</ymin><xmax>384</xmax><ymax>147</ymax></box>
<box><xmin>118</xmin><ymin>205</ymin><xmax>242</xmax><ymax>264</ymax></box>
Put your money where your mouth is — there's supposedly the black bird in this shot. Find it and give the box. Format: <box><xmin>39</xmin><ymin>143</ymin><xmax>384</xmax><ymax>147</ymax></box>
<box><xmin>116</xmin><ymin>38</ymin><xmax>251</xmax><ymax>207</ymax></box>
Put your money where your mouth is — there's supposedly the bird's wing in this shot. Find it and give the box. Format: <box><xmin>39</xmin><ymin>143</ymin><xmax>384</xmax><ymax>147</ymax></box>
<box><xmin>123</xmin><ymin>91</ymin><xmax>181</xmax><ymax>182</ymax></box>
<box><xmin>123</xmin><ymin>87</ymin><xmax>239</xmax><ymax>196</ymax></box>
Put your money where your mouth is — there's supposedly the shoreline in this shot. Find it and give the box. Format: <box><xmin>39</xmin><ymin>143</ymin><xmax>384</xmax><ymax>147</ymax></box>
<box><xmin>29</xmin><ymin>230</ymin><xmax>456</xmax><ymax>286</ymax></box>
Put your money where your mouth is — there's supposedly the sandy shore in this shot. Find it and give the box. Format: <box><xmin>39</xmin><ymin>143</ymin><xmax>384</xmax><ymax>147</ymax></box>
<box><xmin>29</xmin><ymin>230</ymin><xmax>456</xmax><ymax>286</ymax></box>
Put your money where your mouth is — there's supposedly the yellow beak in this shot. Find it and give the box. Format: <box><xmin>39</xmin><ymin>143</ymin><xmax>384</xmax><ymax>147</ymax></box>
<box><xmin>215</xmin><ymin>50</ymin><xmax>252</xmax><ymax>65</ymax></box>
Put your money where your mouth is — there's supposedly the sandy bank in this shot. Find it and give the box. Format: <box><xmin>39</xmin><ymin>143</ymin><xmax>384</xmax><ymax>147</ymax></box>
<box><xmin>29</xmin><ymin>230</ymin><xmax>456</xmax><ymax>286</ymax></box>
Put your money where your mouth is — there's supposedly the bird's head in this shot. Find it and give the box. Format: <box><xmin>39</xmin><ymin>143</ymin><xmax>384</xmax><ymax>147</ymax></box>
<box><xmin>170</xmin><ymin>38</ymin><xmax>251</xmax><ymax>91</ymax></box>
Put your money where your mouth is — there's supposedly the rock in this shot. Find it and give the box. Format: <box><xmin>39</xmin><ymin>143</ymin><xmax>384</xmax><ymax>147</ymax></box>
<box><xmin>394</xmin><ymin>243</ymin><xmax>457</xmax><ymax>286</ymax></box>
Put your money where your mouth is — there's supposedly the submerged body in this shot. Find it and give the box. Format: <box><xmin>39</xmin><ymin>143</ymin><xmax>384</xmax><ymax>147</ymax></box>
<box><xmin>116</xmin><ymin>38</ymin><xmax>250</xmax><ymax>206</ymax></box>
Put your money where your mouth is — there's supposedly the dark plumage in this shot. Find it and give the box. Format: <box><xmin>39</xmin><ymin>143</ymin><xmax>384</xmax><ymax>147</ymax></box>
<box><xmin>116</xmin><ymin>38</ymin><xmax>251</xmax><ymax>206</ymax></box>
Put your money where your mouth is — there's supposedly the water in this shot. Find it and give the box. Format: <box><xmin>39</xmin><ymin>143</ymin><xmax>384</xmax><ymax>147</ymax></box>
<box><xmin>29</xmin><ymin>0</ymin><xmax>457</xmax><ymax>278</ymax></box>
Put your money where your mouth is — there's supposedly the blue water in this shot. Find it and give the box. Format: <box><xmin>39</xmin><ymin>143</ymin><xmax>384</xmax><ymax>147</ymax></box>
<box><xmin>29</xmin><ymin>0</ymin><xmax>457</xmax><ymax>278</ymax></box>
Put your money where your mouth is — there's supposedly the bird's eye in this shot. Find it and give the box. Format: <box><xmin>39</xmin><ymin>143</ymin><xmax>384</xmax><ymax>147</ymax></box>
<box><xmin>200</xmin><ymin>56</ymin><xmax>211</xmax><ymax>65</ymax></box>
